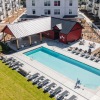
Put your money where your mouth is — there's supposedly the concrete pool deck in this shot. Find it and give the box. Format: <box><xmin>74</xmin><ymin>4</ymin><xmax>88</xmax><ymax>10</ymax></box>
<box><xmin>7</xmin><ymin>39</ymin><xmax>100</xmax><ymax>100</ymax></box>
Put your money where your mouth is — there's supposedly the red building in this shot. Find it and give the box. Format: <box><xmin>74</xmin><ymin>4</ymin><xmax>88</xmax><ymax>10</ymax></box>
<box><xmin>42</xmin><ymin>17</ymin><xmax>83</xmax><ymax>44</ymax></box>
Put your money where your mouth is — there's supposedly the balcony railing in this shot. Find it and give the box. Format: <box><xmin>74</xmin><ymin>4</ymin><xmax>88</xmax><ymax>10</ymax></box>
<box><xmin>94</xmin><ymin>6</ymin><xmax>99</xmax><ymax>10</ymax></box>
<box><xmin>0</xmin><ymin>11</ymin><xmax>3</xmax><ymax>15</ymax></box>
<box><xmin>0</xmin><ymin>3</ymin><xmax>2</xmax><ymax>7</ymax></box>
<box><xmin>89</xmin><ymin>0</ymin><xmax>93</xmax><ymax>2</ymax></box>
<box><xmin>89</xmin><ymin>4</ymin><xmax>93</xmax><ymax>7</ymax></box>
<box><xmin>95</xmin><ymin>0</ymin><xmax>100</xmax><ymax>4</ymax></box>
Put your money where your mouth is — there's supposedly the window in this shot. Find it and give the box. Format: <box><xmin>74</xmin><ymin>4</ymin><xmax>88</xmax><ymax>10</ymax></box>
<box><xmin>54</xmin><ymin>0</ymin><xmax>60</xmax><ymax>6</ymax></box>
<box><xmin>69</xmin><ymin>0</ymin><xmax>72</xmax><ymax>6</ymax></box>
<box><xmin>54</xmin><ymin>9</ymin><xmax>60</xmax><ymax>15</ymax></box>
<box><xmin>32</xmin><ymin>0</ymin><xmax>35</xmax><ymax>6</ymax></box>
<box><xmin>44</xmin><ymin>0</ymin><xmax>50</xmax><ymax>6</ymax></box>
<box><xmin>32</xmin><ymin>9</ymin><xmax>36</xmax><ymax>14</ymax></box>
<box><xmin>44</xmin><ymin>9</ymin><xmax>51</xmax><ymax>15</ymax></box>
<box><xmin>69</xmin><ymin>9</ymin><xmax>72</xmax><ymax>14</ymax></box>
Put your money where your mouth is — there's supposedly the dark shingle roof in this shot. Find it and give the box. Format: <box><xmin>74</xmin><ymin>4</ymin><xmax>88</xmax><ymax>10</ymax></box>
<box><xmin>51</xmin><ymin>17</ymin><xmax>76</xmax><ymax>34</ymax></box>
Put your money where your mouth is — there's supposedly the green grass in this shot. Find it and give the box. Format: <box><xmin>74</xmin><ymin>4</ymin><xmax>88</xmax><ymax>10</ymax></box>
<box><xmin>0</xmin><ymin>61</ymin><xmax>55</xmax><ymax>100</ymax></box>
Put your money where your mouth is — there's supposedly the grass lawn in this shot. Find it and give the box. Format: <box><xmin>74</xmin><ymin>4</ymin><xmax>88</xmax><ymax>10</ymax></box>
<box><xmin>0</xmin><ymin>61</ymin><xmax>55</xmax><ymax>100</ymax></box>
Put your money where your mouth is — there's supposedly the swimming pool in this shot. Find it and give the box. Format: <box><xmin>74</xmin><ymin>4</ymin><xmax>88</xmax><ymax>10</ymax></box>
<box><xmin>24</xmin><ymin>47</ymin><xmax>100</xmax><ymax>89</ymax></box>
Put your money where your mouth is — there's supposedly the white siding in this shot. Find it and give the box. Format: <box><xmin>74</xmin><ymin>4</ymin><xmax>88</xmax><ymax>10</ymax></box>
<box><xmin>26</xmin><ymin>0</ymin><xmax>78</xmax><ymax>18</ymax></box>
<box><xmin>86</xmin><ymin>0</ymin><xmax>100</xmax><ymax>19</ymax></box>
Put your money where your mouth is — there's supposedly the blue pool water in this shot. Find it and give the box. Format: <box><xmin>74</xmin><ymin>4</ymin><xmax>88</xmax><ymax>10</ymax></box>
<box><xmin>24</xmin><ymin>47</ymin><xmax>100</xmax><ymax>89</ymax></box>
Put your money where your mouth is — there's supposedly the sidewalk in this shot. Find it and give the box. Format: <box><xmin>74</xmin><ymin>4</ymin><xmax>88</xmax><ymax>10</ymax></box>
<box><xmin>0</xmin><ymin>8</ymin><xmax>26</xmax><ymax>32</ymax></box>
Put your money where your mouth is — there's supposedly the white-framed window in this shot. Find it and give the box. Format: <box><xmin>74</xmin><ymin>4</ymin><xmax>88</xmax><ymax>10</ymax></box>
<box><xmin>69</xmin><ymin>0</ymin><xmax>72</xmax><ymax>6</ymax></box>
<box><xmin>54</xmin><ymin>9</ymin><xmax>60</xmax><ymax>15</ymax></box>
<box><xmin>44</xmin><ymin>0</ymin><xmax>50</xmax><ymax>6</ymax></box>
<box><xmin>32</xmin><ymin>0</ymin><xmax>35</xmax><ymax>6</ymax></box>
<box><xmin>44</xmin><ymin>9</ymin><xmax>51</xmax><ymax>15</ymax></box>
<box><xmin>32</xmin><ymin>9</ymin><xmax>36</xmax><ymax>14</ymax></box>
<box><xmin>69</xmin><ymin>9</ymin><xmax>72</xmax><ymax>14</ymax></box>
<box><xmin>54</xmin><ymin>0</ymin><xmax>60</xmax><ymax>6</ymax></box>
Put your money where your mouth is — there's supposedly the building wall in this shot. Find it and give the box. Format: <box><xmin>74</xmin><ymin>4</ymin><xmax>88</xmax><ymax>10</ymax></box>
<box><xmin>26</xmin><ymin>0</ymin><xmax>78</xmax><ymax>18</ymax></box>
<box><xmin>0</xmin><ymin>0</ymin><xmax>20</xmax><ymax>20</ymax></box>
<box><xmin>67</xmin><ymin>29</ymin><xmax>82</xmax><ymax>42</ymax></box>
<box><xmin>42</xmin><ymin>30</ymin><xmax>55</xmax><ymax>39</ymax></box>
<box><xmin>98</xmin><ymin>3</ymin><xmax>100</xmax><ymax>19</ymax></box>
<box><xmin>59</xmin><ymin>23</ymin><xmax>82</xmax><ymax>43</ymax></box>
<box><xmin>71</xmin><ymin>23</ymin><xmax>82</xmax><ymax>31</ymax></box>
<box><xmin>86</xmin><ymin>0</ymin><xmax>100</xmax><ymax>19</ymax></box>
<box><xmin>59</xmin><ymin>33</ymin><xmax>67</xmax><ymax>43</ymax></box>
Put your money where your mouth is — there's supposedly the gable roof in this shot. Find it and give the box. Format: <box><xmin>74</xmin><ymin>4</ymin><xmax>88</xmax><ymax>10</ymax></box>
<box><xmin>2</xmin><ymin>17</ymin><xmax>81</xmax><ymax>39</ymax></box>
<box><xmin>2</xmin><ymin>17</ymin><xmax>51</xmax><ymax>38</ymax></box>
<box><xmin>51</xmin><ymin>17</ymin><xmax>76</xmax><ymax>34</ymax></box>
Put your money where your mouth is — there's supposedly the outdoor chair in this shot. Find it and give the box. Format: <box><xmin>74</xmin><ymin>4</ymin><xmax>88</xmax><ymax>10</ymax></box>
<box><xmin>79</xmin><ymin>41</ymin><xmax>84</xmax><ymax>45</ymax></box>
<box><xmin>84</xmin><ymin>53</ymin><xmax>90</xmax><ymax>58</ymax></box>
<box><xmin>7</xmin><ymin>59</ymin><xmax>16</xmax><ymax>65</ymax></box>
<box><xmin>57</xmin><ymin>90</ymin><xmax>70</xmax><ymax>100</ymax></box>
<box><xmin>94</xmin><ymin>57</ymin><xmax>100</xmax><ymax>62</ymax></box>
<box><xmin>37</xmin><ymin>79</ymin><xmax>50</xmax><ymax>88</ymax></box>
<box><xmin>67</xmin><ymin>47</ymin><xmax>73</xmax><ymax>51</ymax></box>
<box><xmin>89</xmin><ymin>54</ymin><xmax>97</xmax><ymax>60</ymax></box>
<box><xmin>27</xmin><ymin>73</ymin><xmax>40</xmax><ymax>81</ymax></box>
<box><xmin>18</xmin><ymin>67</ymin><xmax>30</xmax><ymax>77</ymax></box>
<box><xmin>80</xmin><ymin>50</ymin><xmax>87</xmax><ymax>57</ymax></box>
<box><xmin>2</xmin><ymin>57</ymin><xmax>8</xmax><ymax>63</ymax></box>
<box><xmin>0</xmin><ymin>56</ymin><xmax>7</xmax><ymax>60</ymax></box>
<box><xmin>75</xmin><ymin>49</ymin><xmax>82</xmax><ymax>55</ymax></box>
<box><xmin>65</xmin><ymin>95</ymin><xmax>77</xmax><ymax>100</ymax></box>
<box><xmin>9</xmin><ymin>61</ymin><xmax>20</xmax><ymax>67</ymax></box>
<box><xmin>4</xmin><ymin>57</ymin><xmax>15</xmax><ymax>63</ymax></box>
<box><xmin>71</xmin><ymin>47</ymin><xmax>78</xmax><ymax>53</ymax></box>
<box><xmin>2</xmin><ymin>58</ymin><xmax>12</xmax><ymax>63</ymax></box>
<box><xmin>32</xmin><ymin>76</ymin><xmax>45</xmax><ymax>85</ymax></box>
<box><xmin>44</xmin><ymin>82</ymin><xmax>57</xmax><ymax>92</ymax></box>
<box><xmin>3</xmin><ymin>57</ymin><xmax>14</xmax><ymax>63</ymax></box>
<box><xmin>49</xmin><ymin>86</ymin><xmax>63</xmax><ymax>97</ymax></box>
<box><xmin>12</xmin><ymin>63</ymin><xmax>23</xmax><ymax>70</ymax></box>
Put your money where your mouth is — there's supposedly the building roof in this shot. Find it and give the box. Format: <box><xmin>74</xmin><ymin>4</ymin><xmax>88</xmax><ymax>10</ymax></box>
<box><xmin>51</xmin><ymin>17</ymin><xmax>76</xmax><ymax>34</ymax></box>
<box><xmin>2</xmin><ymin>17</ymin><xmax>81</xmax><ymax>39</ymax></box>
<box><xmin>3</xmin><ymin>17</ymin><xmax>51</xmax><ymax>38</ymax></box>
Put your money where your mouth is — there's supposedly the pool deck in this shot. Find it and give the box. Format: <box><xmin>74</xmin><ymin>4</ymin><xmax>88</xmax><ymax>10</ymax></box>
<box><xmin>7</xmin><ymin>39</ymin><xmax>100</xmax><ymax>100</ymax></box>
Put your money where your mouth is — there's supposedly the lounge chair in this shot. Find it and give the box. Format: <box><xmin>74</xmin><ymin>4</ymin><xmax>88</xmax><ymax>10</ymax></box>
<box><xmin>33</xmin><ymin>76</ymin><xmax>45</xmax><ymax>84</ymax></box>
<box><xmin>7</xmin><ymin>59</ymin><xmax>16</xmax><ymax>65</ymax></box>
<box><xmin>27</xmin><ymin>73</ymin><xmax>40</xmax><ymax>81</ymax></box>
<box><xmin>3</xmin><ymin>57</ymin><xmax>14</xmax><ymax>63</ymax></box>
<box><xmin>75</xmin><ymin>49</ymin><xmax>82</xmax><ymax>55</ymax></box>
<box><xmin>37</xmin><ymin>79</ymin><xmax>50</xmax><ymax>88</ymax></box>
<box><xmin>9</xmin><ymin>61</ymin><xmax>20</xmax><ymax>67</ymax></box>
<box><xmin>5</xmin><ymin>58</ymin><xmax>16</xmax><ymax>65</ymax></box>
<box><xmin>57</xmin><ymin>90</ymin><xmax>69</xmax><ymax>100</ymax></box>
<box><xmin>44</xmin><ymin>82</ymin><xmax>57</xmax><ymax>92</ymax></box>
<box><xmin>0</xmin><ymin>56</ymin><xmax>7</xmax><ymax>61</ymax></box>
<box><xmin>67</xmin><ymin>47</ymin><xmax>73</xmax><ymax>51</ymax></box>
<box><xmin>65</xmin><ymin>95</ymin><xmax>77</xmax><ymax>100</ymax></box>
<box><xmin>84</xmin><ymin>53</ymin><xmax>90</xmax><ymax>58</ymax></box>
<box><xmin>89</xmin><ymin>54</ymin><xmax>96</xmax><ymax>60</ymax></box>
<box><xmin>94</xmin><ymin>57</ymin><xmax>100</xmax><ymax>62</ymax></box>
<box><xmin>12</xmin><ymin>63</ymin><xmax>23</xmax><ymax>70</ymax></box>
<box><xmin>71</xmin><ymin>48</ymin><xmax>78</xmax><ymax>53</ymax></box>
<box><xmin>80</xmin><ymin>50</ymin><xmax>87</xmax><ymax>57</ymax></box>
<box><xmin>50</xmin><ymin>86</ymin><xmax>63</xmax><ymax>97</ymax></box>
<box><xmin>18</xmin><ymin>67</ymin><xmax>30</xmax><ymax>77</ymax></box>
